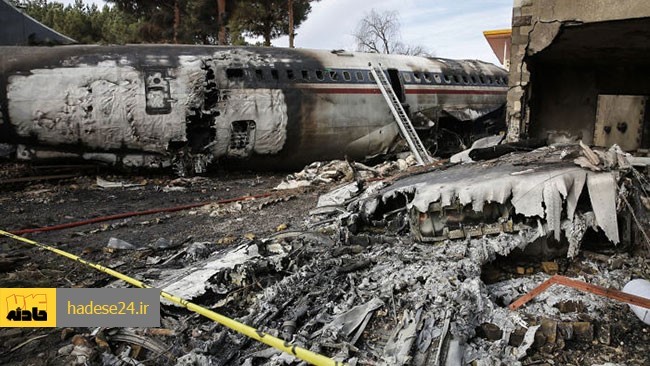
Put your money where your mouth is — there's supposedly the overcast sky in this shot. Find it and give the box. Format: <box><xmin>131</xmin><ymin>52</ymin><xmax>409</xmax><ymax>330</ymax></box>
<box><xmin>59</xmin><ymin>0</ymin><xmax>513</xmax><ymax>65</ymax></box>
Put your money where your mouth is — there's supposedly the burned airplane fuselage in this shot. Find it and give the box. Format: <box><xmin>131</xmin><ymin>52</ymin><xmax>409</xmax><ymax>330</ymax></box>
<box><xmin>0</xmin><ymin>45</ymin><xmax>508</xmax><ymax>172</ymax></box>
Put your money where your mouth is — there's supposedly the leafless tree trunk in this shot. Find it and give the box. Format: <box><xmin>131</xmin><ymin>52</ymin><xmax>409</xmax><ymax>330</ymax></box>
<box><xmin>353</xmin><ymin>9</ymin><xmax>432</xmax><ymax>56</ymax></box>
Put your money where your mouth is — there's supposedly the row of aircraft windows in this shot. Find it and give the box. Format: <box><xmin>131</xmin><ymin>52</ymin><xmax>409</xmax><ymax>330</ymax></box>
<box><xmin>404</xmin><ymin>71</ymin><xmax>507</xmax><ymax>85</ymax></box>
<box><xmin>226</xmin><ymin>68</ymin><xmax>508</xmax><ymax>86</ymax></box>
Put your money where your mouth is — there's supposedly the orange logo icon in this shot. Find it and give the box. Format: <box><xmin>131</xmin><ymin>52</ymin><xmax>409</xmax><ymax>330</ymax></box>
<box><xmin>5</xmin><ymin>293</ymin><xmax>48</xmax><ymax>322</ymax></box>
<box><xmin>0</xmin><ymin>289</ymin><xmax>56</xmax><ymax>327</ymax></box>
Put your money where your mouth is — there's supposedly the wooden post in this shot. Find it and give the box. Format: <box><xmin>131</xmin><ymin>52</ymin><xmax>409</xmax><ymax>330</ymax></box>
<box><xmin>288</xmin><ymin>0</ymin><xmax>294</xmax><ymax>48</ymax></box>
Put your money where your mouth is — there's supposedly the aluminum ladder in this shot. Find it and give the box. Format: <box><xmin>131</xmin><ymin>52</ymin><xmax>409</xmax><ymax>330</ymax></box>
<box><xmin>369</xmin><ymin>62</ymin><xmax>433</xmax><ymax>165</ymax></box>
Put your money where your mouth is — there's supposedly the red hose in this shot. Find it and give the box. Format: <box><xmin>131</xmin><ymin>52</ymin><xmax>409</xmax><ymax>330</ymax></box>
<box><xmin>11</xmin><ymin>192</ymin><xmax>274</xmax><ymax>235</ymax></box>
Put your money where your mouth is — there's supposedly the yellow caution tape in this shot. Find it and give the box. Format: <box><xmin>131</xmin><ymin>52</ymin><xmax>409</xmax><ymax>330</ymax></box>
<box><xmin>0</xmin><ymin>230</ymin><xmax>344</xmax><ymax>366</ymax></box>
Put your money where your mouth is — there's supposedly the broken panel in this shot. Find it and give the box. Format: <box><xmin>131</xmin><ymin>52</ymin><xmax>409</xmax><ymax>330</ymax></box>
<box><xmin>594</xmin><ymin>95</ymin><xmax>647</xmax><ymax>152</ymax></box>
<box><xmin>228</xmin><ymin>120</ymin><xmax>256</xmax><ymax>157</ymax></box>
<box><xmin>144</xmin><ymin>68</ymin><xmax>173</xmax><ymax>115</ymax></box>
<box><xmin>411</xmin><ymin>200</ymin><xmax>517</xmax><ymax>242</ymax></box>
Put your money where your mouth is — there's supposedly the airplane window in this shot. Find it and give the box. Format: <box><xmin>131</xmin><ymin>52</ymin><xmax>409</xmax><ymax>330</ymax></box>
<box><xmin>403</xmin><ymin>73</ymin><xmax>411</xmax><ymax>82</ymax></box>
<box><xmin>329</xmin><ymin>71</ymin><xmax>339</xmax><ymax>81</ymax></box>
<box><xmin>479</xmin><ymin>75</ymin><xmax>485</xmax><ymax>84</ymax></box>
<box><xmin>316</xmin><ymin>70</ymin><xmax>324</xmax><ymax>80</ymax></box>
<box><xmin>433</xmin><ymin>74</ymin><xmax>442</xmax><ymax>83</ymax></box>
<box><xmin>413</xmin><ymin>72</ymin><xmax>421</xmax><ymax>82</ymax></box>
<box><xmin>487</xmin><ymin>76</ymin><xmax>493</xmax><ymax>84</ymax></box>
<box><xmin>255</xmin><ymin>69</ymin><xmax>264</xmax><ymax>81</ymax></box>
<box><xmin>271</xmin><ymin>69</ymin><xmax>279</xmax><ymax>80</ymax></box>
<box><xmin>443</xmin><ymin>74</ymin><xmax>451</xmax><ymax>83</ymax></box>
<box><xmin>453</xmin><ymin>75</ymin><xmax>461</xmax><ymax>83</ymax></box>
<box><xmin>470</xmin><ymin>75</ymin><xmax>477</xmax><ymax>83</ymax></box>
<box><xmin>301</xmin><ymin>70</ymin><xmax>310</xmax><ymax>80</ymax></box>
<box><xmin>368</xmin><ymin>71</ymin><xmax>375</xmax><ymax>81</ymax></box>
<box><xmin>226</xmin><ymin>68</ymin><xmax>244</xmax><ymax>79</ymax></box>
<box><xmin>423</xmin><ymin>73</ymin><xmax>431</xmax><ymax>83</ymax></box>
<box><xmin>462</xmin><ymin>75</ymin><xmax>469</xmax><ymax>84</ymax></box>
<box><xmin>355</xmin><ymin>71</ymin><xmax>364</xmax><ymax>81</ymax></box>
<box><xmin>343</xmin><ymin>71</ymin><xmax>351</xmax><ymax>81</ymax></box>
<box><xmin>286</xmin><ymin>69</ymin><xmax>295</xmax><ymax>80</ymax></box>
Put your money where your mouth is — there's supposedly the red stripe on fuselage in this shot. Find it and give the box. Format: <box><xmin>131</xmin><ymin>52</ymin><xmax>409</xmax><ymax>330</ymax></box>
<box><xmin>304</xmin><ymin>87</ymin><xmax>382</xmax><ymax>94</ymax></box>
<box><xmin>405</xmin><ymin>89</ymin><xmax>507</xmax><ymax>95</ymax></box>
<box><xmin>299</xmin><ymin>86</ymin><xmax>506</xmax><ymax>95</ymax></box>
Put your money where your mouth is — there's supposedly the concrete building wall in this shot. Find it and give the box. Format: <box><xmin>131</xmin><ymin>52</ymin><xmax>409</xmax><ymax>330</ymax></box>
<box><xmin>506</xmin><ymin>0</ymin><xmax>650</xmax><ymax>148</ymax></box>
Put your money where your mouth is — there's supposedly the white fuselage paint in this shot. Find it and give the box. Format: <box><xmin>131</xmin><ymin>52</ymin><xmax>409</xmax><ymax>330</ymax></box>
<box><xmin>8</xmin><ymin>62</ymin><xmax>187</xmax><ymax>153</ymax></box>
<box><xmin>211</xmin><ymin>88</ymin><xmax>288</xmax><ymax>156</ymax></box>
<box><xmin>1</xmin><ymin>46</ymin><xmax>508</xmax><ymax>169</ymax></box>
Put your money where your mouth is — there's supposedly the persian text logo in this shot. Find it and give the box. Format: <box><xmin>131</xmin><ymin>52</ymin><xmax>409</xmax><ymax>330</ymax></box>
<box><xmin>6</xmin><ymin>293</ymin><xmax>48</xmax><ymax>322</ymax></box>
<box><xmin>0</xmin><ymin>288</ymin><xmax>56</xmax><ymax>327</ymax></box>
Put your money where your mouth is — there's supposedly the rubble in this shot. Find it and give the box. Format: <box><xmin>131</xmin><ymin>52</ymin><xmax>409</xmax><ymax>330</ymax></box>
<box><xmin>275</xmin><ymin>155</ymin><xmax>419</xmax><ymax>190</ymax></box>
<box><xmin>96</xmin><ymin>177</ymin><xmax>146</xmax><ymax>189</ymax></box>
<box><xmin>106</xmin><ymin>237</ymin><xmax>138</xmax><ymax>250</ymax></box>
<box><xmin>1</xmin><ymin>143</ymin><xmax>649</xmax><ymax>365</ymax></box>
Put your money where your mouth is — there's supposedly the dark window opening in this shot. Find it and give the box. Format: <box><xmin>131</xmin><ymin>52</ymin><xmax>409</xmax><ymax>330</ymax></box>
<box><xmin>301</xmin><ymin>70</ymin><xmax>310</xmax><ymax>80</ymax></box>
<box><xmin>462</xmin><ymin>75</ymin><xmax>469</xmax><ymax>84</ymax></box>
<box><xmin>453</xmin><ymin>75</ymin><xmax>461</xmax><ymax>83</ymax></box>
<box><xmin>470</xmin><ymin>75</ymin><xmax>477</xmax><ymax>83</ymax></box>
<box><xmin>226</xmin><ymin>68</ymin><xmax>244</xmax><ymax>79</ymax></box>
<box><xmin>355</xmin><ymin>71</ymin><xmax>364</xmax><ymax>81</ymax></box>
<box><xmin>479</xmin><ymin>75</ymin><xmax>486</xmax><ymax>84</ymax></box>
<box><xmin>413</xmin><ymin>72</ymin><xmax>421</xmax><ymax>82</ymax></box>
<box><xmin>343</xmin><ymin>71</ymin><xmax>351</xmax><ymax>81</ymax></box>
<box><xmin>368</xmin><ymin>71</ymin><xmax>375</xmax><ymax>81</ymax></box>
<box><xmin>329</xmin><ymin>71</ymin><xmax>339</xmax><ymax>81</ymax></box>
<box><xmin>255</xmin><ymin>69</ymin><xmax>264</xmax><ymax>80</ymax></box>
<box><xmin>271</xmin><ymin>69</ymin><xmax>279</xmax><ymax>80</ymax></box>
<box><xmin>287</xmin><ymin>69</ymin><xmax>295</xmax><ymax>80</ymax></box>
<box><xmin>423</xmin><ymin>73</ymin><xmax>432</xmax><ymax>83</ymax></box>
<box><xmin>444</xmin><ymin>74</ymin><xmax>451</xmax><ymax>83</ymax></box>
<box><xmin>387</xmin><ymin>68</ymin><xmax>405</xmax><ymax>103</ymax></box>
<box><xmin>230</xmin><ymin>120</ymin><xmax>256</xmax><ymax>150</ymax></box>
<box><xmin>316</xmin><ymin>70</ymin><xmax>324</xmax><ymax>80</ymax></box>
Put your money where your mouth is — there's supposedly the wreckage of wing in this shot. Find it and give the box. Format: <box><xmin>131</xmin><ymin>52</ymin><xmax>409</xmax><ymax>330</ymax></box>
<box><xmin>0</xmin><ymin>44</ymin><xmax>507</xmax><ymax>174</ymax></box>
<box><xmin>348</xmin><ymin>144</ymin><xmax>629</xmax><ymax>257</ymax></box>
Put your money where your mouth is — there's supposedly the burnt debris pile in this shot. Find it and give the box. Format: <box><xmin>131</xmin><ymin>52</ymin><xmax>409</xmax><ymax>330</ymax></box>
<box><xmin>0</xmin><ymin>143</ymin><xmax>649</xmax><ymax>366</ymax></box>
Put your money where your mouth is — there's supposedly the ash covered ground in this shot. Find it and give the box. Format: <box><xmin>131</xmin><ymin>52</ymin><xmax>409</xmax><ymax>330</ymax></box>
<box><xmin>0</xmin><ymin>147</ymin><xmax>649</xmax><ymax>366</ymax></box>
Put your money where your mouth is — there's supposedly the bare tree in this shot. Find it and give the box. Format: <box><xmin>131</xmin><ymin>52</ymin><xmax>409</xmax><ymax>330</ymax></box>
<box><xmin>353</xmin><ymin>9</ymin><xmax>432</xmax><ymax>56</ymax></box>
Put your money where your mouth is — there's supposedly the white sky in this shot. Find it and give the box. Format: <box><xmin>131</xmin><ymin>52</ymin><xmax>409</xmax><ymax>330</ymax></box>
<box><xmin>59</xmin><ymin>0</ymin><xmax>513</xmax><ymax>65</ymax></box>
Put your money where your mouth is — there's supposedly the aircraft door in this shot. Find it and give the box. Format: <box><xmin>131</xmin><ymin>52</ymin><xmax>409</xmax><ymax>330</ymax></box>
<box><xmin>387</xmin><ymin>68</ymin><xmax>405</xmax><ymax>103</ymax></box>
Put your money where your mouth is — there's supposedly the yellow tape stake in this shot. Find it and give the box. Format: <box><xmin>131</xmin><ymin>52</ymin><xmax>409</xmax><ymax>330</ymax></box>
<box><xmin>0</xmin><ymin>230</ymin><xmax>344</xmax><ymax>366</ymax></box>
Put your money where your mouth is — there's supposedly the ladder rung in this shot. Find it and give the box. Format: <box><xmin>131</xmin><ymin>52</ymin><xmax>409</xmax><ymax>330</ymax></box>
<box><xmin>369</xmin><ymin>63</ymin><xmax>432</xmax><ymax>165</ymax></box>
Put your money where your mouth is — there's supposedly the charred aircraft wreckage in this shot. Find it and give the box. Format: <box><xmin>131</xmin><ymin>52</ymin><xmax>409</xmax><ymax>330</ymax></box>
<box><xmin>2</xmin><ymin>3</ymin><xmax>650</xmax><ymax>366</ymax></box>
<box><xmin>0</xmin><ymin>45</ymin><xmax>507</xmax><ymax>174</ymax></box>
